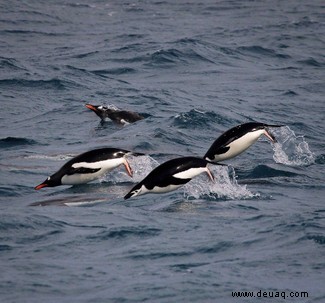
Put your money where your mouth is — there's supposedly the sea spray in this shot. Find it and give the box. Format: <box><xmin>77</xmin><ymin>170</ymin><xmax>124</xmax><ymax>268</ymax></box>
<box><xmin>103</xmin><ymin>155</ymin><xmax>159</xmax><ymax>183</ymax></box>
<box><xmin>128</xmin><ymin>155</ymin><xmax>160</xmax><ymax>182</ymax></box>
<box><xmin>25</xmin><ymin>154</ymin><xmax>74</xmax><ymax>161</ymax></box>
<box><xmin>183</xmin><ymin>165</ymin><xmax>256</xmax><ymax>200</ymax></box>
<box><xmin>271</xmin><ymin>126</ymin><xmax>315</xmax><ymax>166</ymax></box>
<box><xmin>105</xmin><ymin>104</ymin><xmax>120</xmax><ymax>111</ymax></box>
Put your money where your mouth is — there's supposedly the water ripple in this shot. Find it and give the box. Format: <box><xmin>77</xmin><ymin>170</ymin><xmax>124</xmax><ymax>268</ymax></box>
<box><xmin>87</xmin><ymin>226</ymin><xmax>161</xmax><ymax>241</ymax></box>
<box><xmin>0</xmin><ymin>137</ymin><xmax>37</xmax><ymax>148</ymax></box>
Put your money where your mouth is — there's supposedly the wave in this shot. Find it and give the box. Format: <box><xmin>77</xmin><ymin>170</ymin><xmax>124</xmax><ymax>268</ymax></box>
<box><xmin>24</xmin><ymin>153</ymin><xmax>74</xmax><ymax>161</ymax></box>
<box><xmin>172</xmin><ymin>109</ymin><xmax>232</xmax><ymax>130</ymax></box>
<box><xmin>237</xmin><ymin>45</ymin><xmax>291</xmax><ymax>59</ymax></box>
<box><xmin>0</xmin><ymin>137</ymin><xmax>37</xmax><ymax>148</ymax></box>
<box><xmin>306</xmin><ymin>235</ymin><xmax>325</xmax><ymax>245</ymax></box>
<box><xmin>315</xmin><ymin>154</ymin><xmax>325</xmax><ymax>165</ymax></box>
<box><xmin>0</xmin><ymin>213</ymin><xmax>65</xmax><ymax>232</ymax></box>
<box><xmin>0</xmin><ymin>186</ymin><xmax>24</xmax><ymax>197</ymax></box>
<box><xmin>86</xmin><ymin>226</ymin><xmax>161</xmax><ymax>241</ymax></box>
<box><xmin>239</xmin><ymin>164</ymin><xmax>299</xmax><ymax>180</ymax></box>
<box><xmin>146</xmin><ymin>47</ymin><xmax>214</xmax><ymax>67</ymax></box>
<box><xmin>271</xmin><ymin>126</ymin><xmax>315</xmax><ymax>166</ymax></box>
<box><xmin>0</xmin><ymin>244</ymin><xmax>12</xmax><ymax>251</ymax></box>
<box><xmin>149</xmin><ymin>49</ymin><xmax>186</xmax><ymax>65</ymax></box>
<box><xmin>297</xmin><ymin>58</ymin><xmax>324</xmax><ymax>67</ymax></box>
<box><xmin>282</xmin><ymin>90</ymin><xmax>298</xmax><ymax>96</ymax></box>
<box><xmin>91</xmin><ymin>67</ymin><xmax>136</xmax><ymax>76</ymax></box>
<box><xmin>0</xmin><ymin>78</ymin><xmax>70</xmax><ymax>90</ymax></box>
<box><xmin>107</xmin><ymin>41</ymin><xmax>217</xmax><ymax>68</ymax></box>
<box><xmin>0</xmin><ymin>57</ymin><xmax>26</xmax><ymax>71</ymax></box>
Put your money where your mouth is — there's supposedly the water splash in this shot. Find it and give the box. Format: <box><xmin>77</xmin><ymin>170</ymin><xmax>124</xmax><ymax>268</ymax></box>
<box><xmin>128</xmin><ymin>155</ymin><xmax>160</xmax><ymax>182</ymax></box>
<box><xmin>25</xmin><ymin>154</ymin><xmax>74</xmax><ymax>161</ymax></box>
<box><xmin>103</xmin><ymin>155</ymin><xmax>159</xmax><ymax>183</ymax></box>
<box><xmin>105</xmin><ymin>104</ymin><xmax>120</xmax><ymax>111</ymax></box>
<box><xmin>183</xmin><ymin>165</ymin><xmax>256</xmax><ymax>200</ymax></box>
<box><xmin>271</xmin><ymin>126</ymin><xmax>315</xmax><ymax>166</ymax></box>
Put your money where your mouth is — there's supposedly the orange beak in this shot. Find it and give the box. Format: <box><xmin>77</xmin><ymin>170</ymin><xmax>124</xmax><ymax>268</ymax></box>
<box><xmin>85</xmin><ymin>104</ymin><xmax>97</xmax><ymax>112</ymax></box>
<box><xmin>34</xmin><ymin>183</ymin><xmax>48</xmax><ymax>190</ymax></box>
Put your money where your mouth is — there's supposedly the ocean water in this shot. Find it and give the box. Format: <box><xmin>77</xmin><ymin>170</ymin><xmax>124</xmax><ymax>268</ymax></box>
<box><xmin>0</xmin><ymin>0</ymin><xmax>324</xmax><ymax>302</ymax></box>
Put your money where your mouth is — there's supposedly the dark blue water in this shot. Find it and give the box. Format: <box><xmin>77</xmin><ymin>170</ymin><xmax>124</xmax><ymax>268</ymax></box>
<box><xmin>1</xmin><ymin>1</ymin><xmax>324</xmax><ymax>302</ymax></box>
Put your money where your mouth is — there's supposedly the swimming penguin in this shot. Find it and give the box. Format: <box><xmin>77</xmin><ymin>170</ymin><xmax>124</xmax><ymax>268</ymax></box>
<box><xmin>35</xmin><ymin>148</ymin><xmax>143</xmax><ymax>190</ymax></box>
<box><xmin>124</xmin><ymin>156</ymin><xmax>216</xmax><ymax>199</ymax></box>
<box><xmin>85</xmin><ymin>103</ymin><xmax>144</xmax><ymax>124</ymax></box>
<box><xmin>204</xmin><ymin>122</ymin><xmax>283</xmax><ymax>163</ymax></box>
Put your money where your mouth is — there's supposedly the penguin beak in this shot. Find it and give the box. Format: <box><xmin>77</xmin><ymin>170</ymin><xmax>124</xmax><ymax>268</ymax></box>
<box><xmin>206</xmin><ymin>167</ymin><xmax>215</xmax><ymax>182</ymax></box>
<box><xmin>123</xmin><ymin>159</ymin><xmax>133</xmax><ymax>177</ymax></box>
<box><xmin>264</xmin><ymin>129</ymin><xmax>277</xmax><ymax>143</ymax></box>
<box><xmin>85</xmin><ymin>104</ymin><xmax>99</xmax><ymax>113</ymax></box>
<box><xmin>34</xmin><ymin>182</ymin><xmax>48</xmax><ymax>190</ymax></box>
<box><xmin>124</xmin><ymin>186</ymin><xmax>142</xmax><ymax>199</ymax></box>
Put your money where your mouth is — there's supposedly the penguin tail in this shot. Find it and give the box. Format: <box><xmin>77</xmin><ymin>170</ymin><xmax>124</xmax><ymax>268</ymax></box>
<box><xmin>129</xmin><ymin>152</ymin><xmax>146</xmax><ymax>157</ymax></box>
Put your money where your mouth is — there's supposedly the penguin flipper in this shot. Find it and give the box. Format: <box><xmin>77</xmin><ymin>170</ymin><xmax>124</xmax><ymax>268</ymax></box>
<box><xmin>67</xmin><ymin>167</ymin><xmax>101</xmax><ymax>175</ymax></box>
<box><xmin>213</xmin><ymin>146</ymin><xmax>230</xmax><ymax>155</ymax></box>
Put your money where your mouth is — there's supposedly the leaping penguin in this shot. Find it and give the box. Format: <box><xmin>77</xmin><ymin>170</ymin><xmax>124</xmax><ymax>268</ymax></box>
<box><xmin>85</xmin><ymin>103</ymin><xmax>144</xmax><ymax>124</ymax></box>
<box><xmin>204</xmin><ymin>122</ymin><xmax>283</xmax><ymax>163</ymax></box>
<box><xmin>35</xmin><ymin>148</ymin><xmax>143</xmax><ymax>190</ymax></box>
<box><xmin>124</xmin><ymin>156</ymin><xmax>217</xmax><ymax>199</ymax></box>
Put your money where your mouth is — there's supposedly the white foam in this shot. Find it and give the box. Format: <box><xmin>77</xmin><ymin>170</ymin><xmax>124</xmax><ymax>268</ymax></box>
<box><xmin>102</xmin><ymin>155</ymin><xmax>159</xmax><ymax>183</ymax></box>
<box><xmin>271</xmin><ymin>126</ymin><xmax>315</xmax><ymax>166</ymax></box>
<box><xmin>25</xmin><ymin>154</ymin><xmax>74</xmax><ymax>161</ymax></box>
<box><xmin>105</xmin><ymin>103</ymin><xmax>120</xmax><ymax>111</ymax></box>
<box><xmin>183</xmin><ymin>165</ymin><xmax>256</xmax><ymax>200</ymax></box>
<box><xmin>64</xmin><ymin>199</ymin><xmax>106</xmax><ymax>207</ymax></box>
<box><xmin>129</xmin><ymin>155</ymin><xmax>160</xmax><ymax>182</ymax></box>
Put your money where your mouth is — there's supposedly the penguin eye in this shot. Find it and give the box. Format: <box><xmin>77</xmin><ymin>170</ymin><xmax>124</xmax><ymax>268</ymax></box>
<box><xmin>47</xmin><ymin>177</ymin><xmax>51</xmax><ymax>181</ymax></box>
<box><xmin>113</xmin><ymin>152</ymin><xmax>124</xmax><ymax>158</ymax></box>
<box><xmin>132</xmin><ymin>188</ymin><xmax>142</xmax><ymax>197</ymax></box>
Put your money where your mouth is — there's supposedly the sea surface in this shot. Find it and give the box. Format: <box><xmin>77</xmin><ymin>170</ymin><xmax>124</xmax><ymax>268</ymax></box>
<box><xmin>0</xmin><ymin>1</ymin><xmax>324</xmax><ymax>302</ymax></box>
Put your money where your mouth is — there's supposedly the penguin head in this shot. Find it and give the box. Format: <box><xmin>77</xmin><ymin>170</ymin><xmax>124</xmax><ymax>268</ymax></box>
<box><xmin>85</xmin><ymin>104</ymin><xmax>115</xmax><ymax>120</ymax></box>
<box><xmin>249</xmin><ymin>123</ymin><xmax>277</xmax><ymax>143</ymax></box>
<box><xmin>124</xmin><ymin>183</ymin><xmax>144</xmax><ymax>199</ymax></box>
<box><xmin>263</xmin><ymin>128</ymin><xmax>277</xmax><ymax>143</ymax></box>
<box><xmin>34</xmin><ymin>174</ymin><xmax>61</xmax><ymax>190</ymax></box>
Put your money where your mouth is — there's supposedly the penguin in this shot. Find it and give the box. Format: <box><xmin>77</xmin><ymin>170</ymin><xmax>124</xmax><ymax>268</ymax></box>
<box><xmin>204</xmin><ymin>122</ymin><xmax>283</xmax><ymax>163</ymax></box>
<box><xmin>124</xmin><ymin>156</ymin><xmax>217</xmax><ymax>199</ymax></box>
<box><xmin>85</xmin><ymin>103</ymin><xmax>144</xmax><ymax>124</ymax></box>
<box><xmin>35</xmin><ymin>148</ymin><xmax>143</xmax><ymax>190</ymax></box>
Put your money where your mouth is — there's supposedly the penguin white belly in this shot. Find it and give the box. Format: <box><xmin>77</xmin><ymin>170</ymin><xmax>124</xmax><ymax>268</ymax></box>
<box><xmin>215</xmin><ymin>130</ymin><xmax>264</xmax><ymax>161</ymax></box>
<box><xmin>61</xmin><ymin>169</ymin><xmax>104</xmax><ymax>185</ymax></box>
<box><xmin>61</xmin><ymin>158</ymin><xmax>124</xmax><ymax>185</ymax></box>
<box><xmin>131</xmin><ymin>183</ymin><xmax>183</xmax><ymax>197</ymax></box>
<box><xmin>151</xmin><ymin>184</ymin><xmax>183</xmax><ymax>194</ymax></box>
